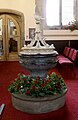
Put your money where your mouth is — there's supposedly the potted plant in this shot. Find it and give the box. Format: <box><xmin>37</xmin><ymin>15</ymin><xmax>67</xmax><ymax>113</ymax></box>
<box><xmin>8</xmin><ymin>72</ymin><xmax>67</xmax><ymax>97</ymax></box>
<box><xmin>8</xmin><ymin>72</ymin><xmax>67</xmax><ymax>114</ymax></box>
<box><xmin>65</xmin><ymin>20</ymin><xmax>78</xmax><ymax>31</ymax></box>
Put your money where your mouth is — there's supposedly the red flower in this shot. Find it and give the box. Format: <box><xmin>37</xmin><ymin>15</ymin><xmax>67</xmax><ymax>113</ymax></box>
<box><xmin>48</xmin><ymin>71</ymin><xmax>51</xmax><ymax>75</ymax></box>
<box><xmin>41</xmin><ymin>83</ymin><xmax>46</xmax><ymax>87</ymax></box>
<box><xmin>56</xmin><ymin>82</ymin><xmax>62</xmax><ymax>88</ymax></box>
<box><xmin>36</xmin><ymin>76</ymin><xmax>40</xmax><ymax>80</ymax></box>
<box><xmin>32</xmin><ymin>86</ymin><xmax>36</xmax><ymax>90</ymax></box>
<box><xmin>23</xmin><ymin>77</ymin><xmax>26</xmax><ymax>80</ymax></box>
<box><xmin>49</xmin><ymin>87</ymin><xmax>52</xmax><ymax>90</ymax></box>
<box><xmin>34</xmin><ymin>80</ymin><xmax>39</xmax><ymax>84</ymax></box>
<box><xmin>17</xmin><ymin>77</ymin><xmax>20</xmax><ymax>80</ymax></box>
<box><xmin>15</xmin><ymin>86</ymin><xmax>18</xmax><ymax>89</ymax></box>
<box><xmin>47</xmin><ymin>79</ymin><xmax>51</xmax><ymax>83</ymax></box>
<box><xmin>26</xmin><ymin>90</ymin><xmax>31</xmax><ymax>95</ymax></box>
<box><xmin>26</xmin><ymin>81</ymin><xmax>29</xmax><ymax>84</ymax></box>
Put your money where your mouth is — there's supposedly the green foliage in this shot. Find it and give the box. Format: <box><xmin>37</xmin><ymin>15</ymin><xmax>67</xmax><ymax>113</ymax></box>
<box><xmin>65</xmin><ymin>20</ymin><xmax>78</xmax><ymax>31</ymax></box>
<box><xmin>8</xmin><ymin>72</ymin><xmax>67</xmax><ymax>97</ymax></box>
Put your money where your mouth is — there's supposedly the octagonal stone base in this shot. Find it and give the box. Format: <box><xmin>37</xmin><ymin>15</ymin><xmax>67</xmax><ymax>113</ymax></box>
<box><xmin>11</xmin><ymin>88</ymin><xmax>67</xmax><ymax>114</ymax></box>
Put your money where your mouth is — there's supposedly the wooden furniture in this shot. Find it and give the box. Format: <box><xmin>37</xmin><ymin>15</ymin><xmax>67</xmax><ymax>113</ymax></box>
<box><xmin>57</xmin><ymin>47</ymin><xmax>78</xmax><ymax>78</ymax></box>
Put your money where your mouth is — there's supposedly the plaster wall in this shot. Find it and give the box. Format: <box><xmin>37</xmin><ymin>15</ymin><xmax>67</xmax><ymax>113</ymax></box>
<box><xmin>0</xmin><ymin>0</ymin><xmax>78</xmax><ymax>40</ymax></box>
<box><xmin>0</xmin><ymin>0</ymin><xmax>35</xmax><ymax>39</ymax></box>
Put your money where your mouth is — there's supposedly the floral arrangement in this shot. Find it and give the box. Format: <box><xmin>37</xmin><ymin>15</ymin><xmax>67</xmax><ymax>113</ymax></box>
<box><xmin>65</xmin><ymin>20</ymin><xmax>78</xmax><ymax>31</ymax></box>
<box><xmin>8</xmin><ymin>72</ymin><xmax>67</xmax><ymax>97</ymax></box>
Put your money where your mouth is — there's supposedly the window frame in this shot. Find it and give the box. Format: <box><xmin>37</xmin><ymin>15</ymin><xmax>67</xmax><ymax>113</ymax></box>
<box><xmin>43</xmin><ymin>0</ymin><xmax>77</xmax><ymax>30</ymax></box>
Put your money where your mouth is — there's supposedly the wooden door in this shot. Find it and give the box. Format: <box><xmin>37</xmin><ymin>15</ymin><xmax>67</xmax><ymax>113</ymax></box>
<box><xmin>0</xmin><ymin>14</ymin><xmax>21</xmax><ymax>61</ymax></box>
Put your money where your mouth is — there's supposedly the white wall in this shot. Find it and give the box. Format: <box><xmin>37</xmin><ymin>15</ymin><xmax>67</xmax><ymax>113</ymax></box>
<box><xmin>0</xmin><ymin>0</ymin><xmax>78</xmax><ymax>40</ymax></box>
<box><xmin>0</xmin><ymin>0</ymin><xmax>36</xmax><ymax>39</ymax></box>
<box><xmin>43</xmin><ymin>30</ymin><xmax>78</xmax><ymax>40</ymax></box>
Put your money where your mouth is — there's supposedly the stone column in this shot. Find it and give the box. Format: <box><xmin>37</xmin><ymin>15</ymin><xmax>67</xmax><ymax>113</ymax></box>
<box><xmin>35</xmin><ymin>0</ymin><xmax>43</xmax><ymax>34</ymax></box>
